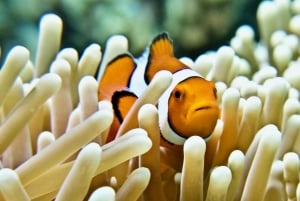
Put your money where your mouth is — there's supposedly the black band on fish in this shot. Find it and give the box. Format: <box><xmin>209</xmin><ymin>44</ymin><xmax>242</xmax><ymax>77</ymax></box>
<box><xmin>158</xmin><ymin>68</ymin><xmax>204</xmax><ymax>145</ymax></box>
<box><xmin>112</xmin><ymin>90</ymin><xmax>138</xmax><ymax>123</ymax></box>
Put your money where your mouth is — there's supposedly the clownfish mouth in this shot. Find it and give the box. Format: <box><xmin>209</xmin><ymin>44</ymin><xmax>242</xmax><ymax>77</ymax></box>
<box><xmin>187</xmin><ymin>103</ymin><xmax>219</xmax><ymax>121</ymax></box>
<box><xmin>194</xmin><ymin>106</ymin><xmax>212</xmax><ymax>111</ymax></box>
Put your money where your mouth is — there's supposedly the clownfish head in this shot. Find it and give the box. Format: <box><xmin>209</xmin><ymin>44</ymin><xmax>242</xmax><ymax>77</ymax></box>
<box><xmin>158</xmin><ymin>69</ymin><xmax>219</xmax><ymax>146</ymax></box>
<box><xmin>168</xmin><ymin>77</ymin><xmax>219</xmax><ymax>139</ymax></box>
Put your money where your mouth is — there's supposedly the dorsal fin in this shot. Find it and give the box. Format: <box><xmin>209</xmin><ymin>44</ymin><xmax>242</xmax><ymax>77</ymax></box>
<box><xmin>150</xmin><ymin>32</ymin><xmax>174</xmax><ymax>58</ymax></box>
<box><xmin>145</xmin><ymin>32</ymin><xmax>189</xmax><ymax>84</ymax></box>
<box><xmin>98</xmin><ymin>54</ymin><xmax>136</xmax><ymax>100</ymax></box>
<box><xmin>111</xmin><ymin>90</ymin><xmax>138</xmax><ymax>123</ymax></box>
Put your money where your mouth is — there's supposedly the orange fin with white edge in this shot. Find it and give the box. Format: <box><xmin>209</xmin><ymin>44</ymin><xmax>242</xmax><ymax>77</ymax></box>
<box><xmin>145</xmin><ymin>32</ymin><xmax>189</xmax><ymax>83</ymax></box>
<box><xmin>111</xmin><ymin>90</ymin><xmax>138</xmax><ymax>123</ymax></box>
<box><xmin>98</xmin><ymin>54</ymin><xmax>136</xmax><ymax>100</ymax></box>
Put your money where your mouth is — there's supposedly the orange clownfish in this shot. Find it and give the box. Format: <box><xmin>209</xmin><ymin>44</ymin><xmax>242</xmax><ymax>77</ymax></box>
<box><xmin>98</xmin><ymin>32</ymin><xmax>219</xmax><ymax>149</ymax></box>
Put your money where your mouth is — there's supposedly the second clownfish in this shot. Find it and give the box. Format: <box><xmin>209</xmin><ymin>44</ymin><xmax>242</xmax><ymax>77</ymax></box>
<box><xmin>98</xmin><ymin>32</ymin><xmax>219</xmax><ymax>150</ymax></box>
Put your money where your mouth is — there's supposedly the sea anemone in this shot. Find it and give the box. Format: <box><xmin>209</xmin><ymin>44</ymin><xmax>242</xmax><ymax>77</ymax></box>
<box><xmin>0</xmin><ymin>0</ymin><xmax>300</xmax><ymax>200</ymax></box>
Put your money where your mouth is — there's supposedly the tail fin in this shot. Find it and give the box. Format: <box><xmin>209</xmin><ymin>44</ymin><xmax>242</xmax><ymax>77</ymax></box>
<box><xmin>98</xmin><ymin>54</ymin><xmax>136</xmax><ymax>100</ymax></box>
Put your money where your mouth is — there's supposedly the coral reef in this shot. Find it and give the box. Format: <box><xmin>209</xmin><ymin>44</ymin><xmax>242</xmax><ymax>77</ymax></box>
<box><xmin>0</xmin><ymin>0</ymin><xmax>300</xmax><ymax>200</ymax></box>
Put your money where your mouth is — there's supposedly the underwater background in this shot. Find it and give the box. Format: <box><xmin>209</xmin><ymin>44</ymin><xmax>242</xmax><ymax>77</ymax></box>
<box><xmin>0</xmin><ymin>0</ymin><xmax>261</xmax><ymax>60</ymax></box>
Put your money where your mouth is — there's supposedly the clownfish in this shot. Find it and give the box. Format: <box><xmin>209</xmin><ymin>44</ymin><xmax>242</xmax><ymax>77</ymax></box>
<box><xmin>98</xmin><ymin>32</ymin><xmax>219</xmax><ymax>150</ymax></box>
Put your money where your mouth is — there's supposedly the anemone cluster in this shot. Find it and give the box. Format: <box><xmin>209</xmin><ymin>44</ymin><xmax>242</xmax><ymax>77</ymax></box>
<box><xmin>0</xmin><ymin>0</ymin><xmax>300</xmax><ymax>201</ymax></box>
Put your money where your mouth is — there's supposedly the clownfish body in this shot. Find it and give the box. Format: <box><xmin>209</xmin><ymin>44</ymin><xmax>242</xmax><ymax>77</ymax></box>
<box><xmin>98</xmin><ymin>32</ymin><xmax>219</xmax><ymax>150</ymax></box>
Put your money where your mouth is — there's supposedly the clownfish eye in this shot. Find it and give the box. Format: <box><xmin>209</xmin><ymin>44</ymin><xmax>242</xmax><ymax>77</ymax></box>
<box><xmin>173</xmin><ymin>89</ymin><xmax>182</xmax><ymax>99</ymax></box>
